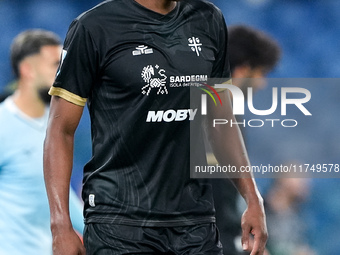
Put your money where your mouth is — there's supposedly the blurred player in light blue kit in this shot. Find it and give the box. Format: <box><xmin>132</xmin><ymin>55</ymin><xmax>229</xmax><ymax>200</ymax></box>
<box><xmin>0</xmin><ymin>29</ymin><xmax>84</xmax><ymax>255</ymax></box>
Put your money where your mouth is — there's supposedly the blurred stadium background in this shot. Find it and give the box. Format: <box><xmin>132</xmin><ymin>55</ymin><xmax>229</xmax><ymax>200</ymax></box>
<box><xmin>0</xmin><ymin>0</ymin><xmax>339</xmax><ymax>254</ymax></box>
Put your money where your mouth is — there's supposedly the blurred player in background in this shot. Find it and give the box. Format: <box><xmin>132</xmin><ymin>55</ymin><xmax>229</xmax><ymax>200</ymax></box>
<box><xmin>44</xmin><ymin>1</ymin><xmax>267</xmax><ymax>254</ymax></box>
<box><xmin>0</xmin><ymin>29</ymin><xmax>84</xmax><ymax>255</ymax></box>
<box><xmin>211</xmin><ymin>25</ymin><xmax>281</xmax><ymax>255</ymax></box>
<box><xmin>265</xmin><ymin>174</ymin><xmax>316</xmax><ymax>255</ymax></box>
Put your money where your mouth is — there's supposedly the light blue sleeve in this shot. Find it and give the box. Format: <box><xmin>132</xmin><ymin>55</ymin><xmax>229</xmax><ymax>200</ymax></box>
<box><xmin>69</xmin><ymin>188</ymin><xmax>85</xmax><ymax>235</ymax></box>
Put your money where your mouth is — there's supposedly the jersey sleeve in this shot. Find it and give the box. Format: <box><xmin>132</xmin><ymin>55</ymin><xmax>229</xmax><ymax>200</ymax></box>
<box><xmin>50</xmin><ymin>19</ymin><xmax>100</xmax><ymax>106</ymax></box>
<box><xmin>210</xmin><ymin>8</ymin><xmax>232</xmax><ymax>92</ymax></box>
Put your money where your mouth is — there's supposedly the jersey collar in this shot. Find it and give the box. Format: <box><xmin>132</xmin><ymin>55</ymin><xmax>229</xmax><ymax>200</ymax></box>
<box><xmin>128</xmin><ymin>0</ymin><xmax>180</xmax><ymax>22</ymax></box>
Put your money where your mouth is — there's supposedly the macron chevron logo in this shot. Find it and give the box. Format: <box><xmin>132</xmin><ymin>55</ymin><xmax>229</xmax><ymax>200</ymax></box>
<box><xmin>133</xmin><ymin>45</ymin><xmax>154</xmax><ymax>56</ymax></box>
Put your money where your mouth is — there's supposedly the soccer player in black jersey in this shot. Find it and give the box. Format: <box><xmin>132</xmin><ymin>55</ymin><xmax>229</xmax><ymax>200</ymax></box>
<box><xmin>43</xmin><ymin>1</ymin><xmax>267</xmax><ymax>254</ymax></box>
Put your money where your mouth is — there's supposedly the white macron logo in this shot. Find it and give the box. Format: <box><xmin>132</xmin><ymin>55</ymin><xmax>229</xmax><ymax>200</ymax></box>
<box><xmin>141</xmin><ymin>65</ymin><xmax>168</xmax><ymax>96</ymax></box>
<box><xmin>89</xmin><ymin>194</ymin><xmax>95</xmax><ymax>207</ymax></box>
<box><xmin>56</xmin><ymin>49</ymin><xmax>67</xmax><ymax>76</ymax></box>
<box><xmin>133</xmin><ymin>45</ymin><xmax>153</xmax><ymax>56</ymax></box>
<box><xmin>188</xmin><ymin>37</ymin><xmax>202</xmax><ymax>56</ymax></box>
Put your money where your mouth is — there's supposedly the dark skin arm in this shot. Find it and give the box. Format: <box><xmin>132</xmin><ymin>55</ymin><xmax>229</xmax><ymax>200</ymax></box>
<box><xmin>44</xmin><ymin>96</ymin><xmax>86</xmax><ymax>255</ymax></box>
<box><xmin>205</xmin><ymin>90</ymin><xmax>267</xmax><ymax>255</ymax></box>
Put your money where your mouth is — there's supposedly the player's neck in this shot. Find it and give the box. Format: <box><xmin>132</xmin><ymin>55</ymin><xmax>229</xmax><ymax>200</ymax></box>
<box><xmin>134</xmin><ymin>0</ymin><xmax>177</xmax><ymax>15</ymax></box>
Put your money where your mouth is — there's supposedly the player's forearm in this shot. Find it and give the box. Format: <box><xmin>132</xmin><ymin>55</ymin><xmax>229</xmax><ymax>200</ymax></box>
<box><xmin>232</xmin><ymin>178</ymin><xmax>264</xmax><ymax>206</ymax></box>
<box><xmin>208</xmin><ymin>124</ymin><xmax>262</xmax><ymax>204</ymax></box>
<box><xmin>43</xmin><ymin>123</ymin><xmax>75</xmax><ymax>231</ymax></box>
<box><xmin>206</xmin><ymin>90</ymin><xmax>262</xmax><ymax>202</ymax></box>
<box><xmin>44</xmin><ymin>96</ymin><xmax>84</xmax><ymax>232</ymax></box>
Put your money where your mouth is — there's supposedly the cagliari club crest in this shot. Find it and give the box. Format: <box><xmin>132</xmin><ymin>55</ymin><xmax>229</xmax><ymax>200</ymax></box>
<box><xmin>188</xmin><ymin>37</ymin><xmax>202</xmax><ymax>56</ymax></box>
<box><xmin>141</xmin><ymin>64</ymin><xmax>168</xmax><ymax>96</ymax></box>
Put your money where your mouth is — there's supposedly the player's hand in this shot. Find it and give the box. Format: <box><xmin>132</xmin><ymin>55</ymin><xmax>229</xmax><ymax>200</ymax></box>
<box><xmin>240</xmin><ymin>237</ymin><xmax>271</xmax><ymax>255</ymax></box>
<box><xmin>241</xmin><ymin>199</ymin><xmax>267</xmax><ymax>255</ymax></box>
<box><xmin>51</xmin><ymin>226</ymin><xmax>86</xmax><ymax>255</ymax></box>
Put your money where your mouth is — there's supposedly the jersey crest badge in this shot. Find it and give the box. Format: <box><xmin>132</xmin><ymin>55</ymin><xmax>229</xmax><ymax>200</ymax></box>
<box><xmin>188</xmin><ymin>37</ymin><xmax>202</xmax><ymax>56</ymax></box>
<box><xmin>141</xmin><ymin>65</ymin><xmax>168</xmax><ymax>96</ymax></box>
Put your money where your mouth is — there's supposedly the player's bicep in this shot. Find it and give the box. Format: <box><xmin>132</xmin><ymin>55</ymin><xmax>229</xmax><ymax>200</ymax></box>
<box><xmin>48</xmin><ymin>95</ymin><xmax>84</xmax><ymax>136</ymax></box>
<box><xmin>207</xmin><ymin>90</ymin><xmax>233</xmax><ymax>121</ymax></box>
<box><xmin>205</xmin><ymin>90</ymin><xmax>247</xmax><ymax>163</ymax></box>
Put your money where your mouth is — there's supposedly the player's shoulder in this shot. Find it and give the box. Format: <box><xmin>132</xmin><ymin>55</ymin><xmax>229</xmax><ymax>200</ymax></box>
<box><xmin>74</xmin><ymin>0</ymin><xmax>124</xmax><ymax>27</ymax></box>
<box><xmin>180</xmin><ymin>0</ymin><xmax>225</xmax><ymax>24</ymax></box>
<box><xmin>182</xmin><ymin>0</ymin><xmax>223</xmax><ymax>15</ymax></box>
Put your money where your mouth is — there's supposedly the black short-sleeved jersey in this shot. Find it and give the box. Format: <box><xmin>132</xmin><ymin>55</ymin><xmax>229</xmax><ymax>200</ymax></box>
<box><xmin>50</xmin><ymin>0</ymin><xmax>231</xmax><ymax>227</ymax></box>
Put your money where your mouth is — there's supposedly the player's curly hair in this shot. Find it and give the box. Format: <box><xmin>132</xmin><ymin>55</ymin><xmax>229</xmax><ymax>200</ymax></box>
<box><xmin>10</xmin><ymin>29</ymin><xmax>60</xmax><ymax>78</ymax></box>
<box><xmin>228</xmin><ymin>25</ymin><xmax>281</xmax><ymax>73</ymax></box>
